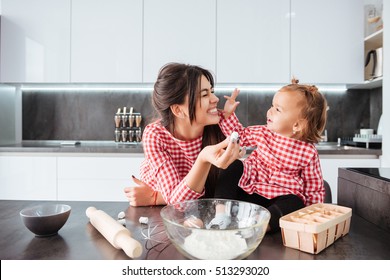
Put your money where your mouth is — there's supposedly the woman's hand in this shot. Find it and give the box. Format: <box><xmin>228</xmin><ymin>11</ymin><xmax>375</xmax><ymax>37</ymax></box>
<box><xmin>201</xmin><ymin>136</ymin><xmax>246</xmax><ymax>169</ymax></box>
<box><xmin>185</xmin><ymin>135</ymin><xmax>246</xmax><ymax>194</ymax></box>
<box><xmin>223</xmin><ymin>88</ymin><xmax>240</xmax><ymax>119</ymax></box>
<box><xmin>124</xmin><ymin>176</ymin><xmax>166</xmax><ymax>206</ymax></box>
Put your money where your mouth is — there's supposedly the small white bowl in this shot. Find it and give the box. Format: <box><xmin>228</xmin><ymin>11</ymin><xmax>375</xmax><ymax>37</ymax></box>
<box><xmin>20</xmin><ymin>204</ymin><xmax>71</xmax><ymax>237</ymax></box>
<box><xmin>360</xmin><ymin>129</ymin><xmax>374</xmax><ymax>135</ymax></box>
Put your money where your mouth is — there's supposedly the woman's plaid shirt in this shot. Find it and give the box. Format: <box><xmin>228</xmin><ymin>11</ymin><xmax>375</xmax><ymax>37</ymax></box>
<box><xmin>140</xmin><ymin>120</ymin><xmax>205</xmax><ymax>204</ymax></box>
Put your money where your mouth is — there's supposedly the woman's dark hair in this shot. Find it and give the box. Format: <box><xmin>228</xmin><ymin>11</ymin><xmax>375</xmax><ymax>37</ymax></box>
<box><xmin>152</xmin><ymin>62</ymin><xmax>224</xmax><ymax>197</ymax></box>
<box><xmin>202</xmin><ymin>125</ymin><xmax>225</xmax><ymax>197</ymax></box>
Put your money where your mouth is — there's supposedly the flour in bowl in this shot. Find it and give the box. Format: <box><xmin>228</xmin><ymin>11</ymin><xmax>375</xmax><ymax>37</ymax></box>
<box><xmin>183</xmin><ymin>230</ymin><xmax>248</xmax><ymax>259</ymax></box>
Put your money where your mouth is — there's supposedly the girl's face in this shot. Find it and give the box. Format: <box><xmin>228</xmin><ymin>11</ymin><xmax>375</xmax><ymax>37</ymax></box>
<box><xmin>266</xmin><ymin>90</ymin><xmax>305</xmax><ymax>138</ymax></box>
<box><xmin>192</xmin><ymin>75</ymin><xmax>220</xmax><ymax>126</ymax></box>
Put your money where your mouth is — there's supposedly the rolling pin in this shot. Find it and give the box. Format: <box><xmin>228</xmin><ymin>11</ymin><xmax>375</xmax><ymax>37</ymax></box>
<box><xmin>86</xmin><ymin>206</ymin><xmax>142</xmax><ymax>258</ymax></box>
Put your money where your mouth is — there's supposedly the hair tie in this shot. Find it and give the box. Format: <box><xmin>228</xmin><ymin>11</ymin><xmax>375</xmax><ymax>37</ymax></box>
<box><xmin>153</xmin><ymin>191</ymin><xmax>158</xmax><ymax>205</ymax></box>
<box><xmin>291</xmin><ymin>77</ymin><xmax>299</xmax><ymax>84</ymax></box>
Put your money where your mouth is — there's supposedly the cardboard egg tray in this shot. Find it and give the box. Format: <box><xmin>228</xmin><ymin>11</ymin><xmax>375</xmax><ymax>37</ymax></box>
<box><xmin>279</xmin><ymin>203</ymin><xmax>352</xmax><ymax>254</ymax></box>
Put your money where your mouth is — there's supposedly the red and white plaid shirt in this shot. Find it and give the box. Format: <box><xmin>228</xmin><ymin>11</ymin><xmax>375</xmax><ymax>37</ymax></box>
<box><xmin>219</xmin><ymin>113</ymin><xmax>324</xmax><ymax>205</ymax></box>
<box><xmin>140</xmin><ymin>120</ymin><xmax>204</xmax><ymax>204</ymax></box>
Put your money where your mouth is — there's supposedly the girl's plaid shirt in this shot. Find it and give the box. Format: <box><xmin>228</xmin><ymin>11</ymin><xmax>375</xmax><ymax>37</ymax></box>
<box><xmin>219</xmin><ymin>113</ymin><xmax>325</xmax><ymax>205</ymax></box>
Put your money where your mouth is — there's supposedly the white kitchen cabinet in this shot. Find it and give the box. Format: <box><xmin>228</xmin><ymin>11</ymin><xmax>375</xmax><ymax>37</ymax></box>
<box><xmin>291</xmin><ymin>0</ymin><xmax>364</xmax><ymax>84</ymax></box>
<box><xmin>71</xmin><ymin>0</ymin><xmax>143</xmax><ymax>82</ymax></box>
<box><xmin>216</xmin><ymin>0</ymin><xmax>290</xmax><ymax>83</ymax></box>
<box><xmin>1</xmin><ymin>0</ymin><xmax>365</xmax><ymax>84</ymax></box>
<box><xmin>0</xmin><ymin>155</ymin><xmax>57</xmax><ymax>200</ymax></box>
<box><xmin>57</xmin><ymin>155</ymin><xmax>144</xmax><ymax>201</ymax></box>
<box><xmin>143</xmin><ymin>0</ymin><xmax>216</xmax><ymax>83</ymax></box>
<box><xmin>320</xmin><ymin>156</ymin><xmax>380</xmax><ymax>203</ymax></box>
<box><xmin>0</xmin><ymin>0</ymin><xmax>71</xmax><ymax>82</ymax></box>
<box><xmin>0</xmin><ymin>153</ymin><xmax>144</xmax><ymax>201</ymax></box>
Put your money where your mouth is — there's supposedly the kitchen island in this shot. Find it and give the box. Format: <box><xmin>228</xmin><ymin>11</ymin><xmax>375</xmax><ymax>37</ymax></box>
<box><xmin>1</xmin><ymin>200</ymin><xmax>389</xmax><ymax>260</ymax></box>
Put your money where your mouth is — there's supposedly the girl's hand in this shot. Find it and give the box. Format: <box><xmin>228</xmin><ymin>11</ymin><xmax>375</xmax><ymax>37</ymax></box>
<box><xmin>223</xmin><ymin>88</ymin><xmax>240</xmax><ymax>119</ymax></box>
<box><xmin>124</xmin><ymin>176</ymin><xmax>165</xmax><ymax>206</ymax></box>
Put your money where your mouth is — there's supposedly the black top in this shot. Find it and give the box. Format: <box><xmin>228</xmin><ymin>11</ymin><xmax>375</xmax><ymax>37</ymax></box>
<box><xmin>346</xmin><ymin>168</ymin><xmax>390</xmax><ymax>182</ymax></box>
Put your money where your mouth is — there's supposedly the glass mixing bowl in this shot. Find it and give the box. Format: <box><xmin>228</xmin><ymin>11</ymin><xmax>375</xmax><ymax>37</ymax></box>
<box><xmin>160</xmin><ymin>199</ymin><xmax>270</xmax><ymax>260</ymax></box>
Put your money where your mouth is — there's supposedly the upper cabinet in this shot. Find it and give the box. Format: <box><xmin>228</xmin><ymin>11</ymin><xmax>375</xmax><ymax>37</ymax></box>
<box><xmin>361</xmin><ymin>29</ymin><xmax>383</xmax><ymax>88</ymax></box>
<box><xmin>71</xmin><ymin>0</ymin><xmax>143</xmax><ymax>83</ymax></box>
<box><xmin>348</xmin><ymin>0</ymin><xmax>383</xmax><ymax>89</ymax></box>
<box><xmin>0</xmin><ymin>0</ymin><xmax>365</xmax><ymax>84</ymax></box>
<box><xmin>0</xmin><ymin>0</ymin><xmax>71</xmax><ymax>83</ymax></box>
<box><xmin>143</xmin><ymin>0</ymin><xmax>216</xmax><ymax>83</ymax></box>
<box><xmin>290</xmin><ymin>0</ymin><xmax>364</xmax><ymax>84</ymax></box>
<box><xmin>350</xmin><ymin>29</ymin><xmax>383</xmax><ymax>89</ymax></box>
<box><xmin>216</xmin><ymin>0</ymin><xmax>290</xmax><ymax>84</ymax></box>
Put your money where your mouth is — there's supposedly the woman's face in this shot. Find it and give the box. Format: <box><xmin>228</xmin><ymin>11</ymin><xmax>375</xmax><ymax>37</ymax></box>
<box><xmin>266</xmin><ymin>90</ymin><xmax>305</xmax><ymax>138</ymax></box>
<box><xmin>192</xmin><ymin>75</ymin><xmax>220</xmax><ymax>126</ymax></box>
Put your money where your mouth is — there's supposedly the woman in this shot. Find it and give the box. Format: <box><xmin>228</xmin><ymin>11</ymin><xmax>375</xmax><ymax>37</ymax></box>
<box><xmin>124</xmin><ymin>63</ymin><xmax>243</xmax><ymax>206</ymax></box>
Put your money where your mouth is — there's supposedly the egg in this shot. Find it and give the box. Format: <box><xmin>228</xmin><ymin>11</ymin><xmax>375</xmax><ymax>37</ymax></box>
<box><xmin>231</xmin><ymin>131</ymin><xmax>239</xmax><ymax>142</ymax></box>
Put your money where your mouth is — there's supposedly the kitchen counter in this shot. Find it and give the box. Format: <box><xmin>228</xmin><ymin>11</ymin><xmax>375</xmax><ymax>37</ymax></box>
<box><xmin>1</xmin><ymin>200</ymin><xmax>389</xmax><ymax>260</ymax></box>
<box><xmin>0</xmin><ymin>141</ymin><xmax>144</xmax><ymax>154</ymax></box>
<box><xmin>0</xmin><ymin>141</ymin><xmax>382</xmax><ymax>156</ymax></box>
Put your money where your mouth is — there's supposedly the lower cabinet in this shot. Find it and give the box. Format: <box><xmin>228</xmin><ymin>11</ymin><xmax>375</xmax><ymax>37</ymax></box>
<box><xmin>57</xmin><ymin>155</ymin><xmax>144</xmax><ymax>201</ymax></box>
<box><xmin>1</xmin><ymin>153</ymin><xmax>381</xmax><ymax>203</ymax></box>
<box><xmin>0</xmin><ymin>154</ymin><xmax>145</xmax><ymax>201</ymax></box>
<box><xmin>0</xmin><ymin>155</ymin><xmax>57</xmax><ymax>200</ymax></box>
<box><xmin>319</xmin><ymin>157</ymin><xmax>381</xmax><ymax>203</ymax></box>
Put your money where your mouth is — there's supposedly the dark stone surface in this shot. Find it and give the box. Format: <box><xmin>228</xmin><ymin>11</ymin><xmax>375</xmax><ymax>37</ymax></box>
<box><xmin>22</xmin><ymin>89</ymin><xmax>155</xmax><ymax>141</ymax></box>
<box><xmin>22</xmin><ymin>86</ymin><xmax>382</xmax><ymax>142</ymax></box>
<box><xmin>1</xmin><ymin>200</ymin><xmax>389</xmax><ymax>260</ymax></box>
<box><xmin>338</xmin><ymin>168</ymin><xmax>390</xmax><ymax>233</ymax></box>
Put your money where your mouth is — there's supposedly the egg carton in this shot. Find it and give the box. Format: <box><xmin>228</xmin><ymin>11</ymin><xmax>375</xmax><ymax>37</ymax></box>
<box><xmin>279</xmin><ymin>203</ymin><xmax>352</xmax><ymax>254</ymax></box>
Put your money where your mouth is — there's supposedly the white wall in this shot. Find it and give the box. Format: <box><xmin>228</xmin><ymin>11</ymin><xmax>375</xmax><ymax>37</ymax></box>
<box><xmin>382</xmin><ymin>1</ymin><xmax>389</xmax><ymax>167</ymax></box>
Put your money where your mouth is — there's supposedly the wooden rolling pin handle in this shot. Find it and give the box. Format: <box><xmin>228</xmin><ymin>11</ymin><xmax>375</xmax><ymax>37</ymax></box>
<box><xmin>114</xmin><ymin>230</ymin><xmax>143</xmax><ymax>258</ymax></box>
<box><xmin>86</xmin><ymin>206</ymin><xmax>142</xmax><ymax>258</ymax></box>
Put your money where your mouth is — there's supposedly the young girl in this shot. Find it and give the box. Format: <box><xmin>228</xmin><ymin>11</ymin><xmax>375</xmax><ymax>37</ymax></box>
<box><xmin>209</xmin><ymin>80</ymin><xmax>328</xmax><ymax>232</ymax></box>
<box><xmin>124</xmin><ymin>63</ymin><xmax>244</xmax><ymax>206</ymax></box>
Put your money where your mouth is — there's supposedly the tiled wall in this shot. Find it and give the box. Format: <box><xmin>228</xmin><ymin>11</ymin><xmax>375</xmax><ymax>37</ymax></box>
<box><xmin>22</xmin><ymin>86</ymin><xmax>382</xmax><ymax>142</ymax></box>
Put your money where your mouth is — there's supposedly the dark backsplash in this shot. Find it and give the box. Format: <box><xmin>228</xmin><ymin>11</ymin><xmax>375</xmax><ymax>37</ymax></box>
<box><xmin>22</xmin><ymin>86</ymin><xmax>382</xmax><ymax>142</ymax></box>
